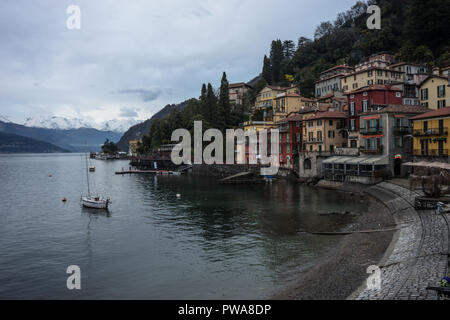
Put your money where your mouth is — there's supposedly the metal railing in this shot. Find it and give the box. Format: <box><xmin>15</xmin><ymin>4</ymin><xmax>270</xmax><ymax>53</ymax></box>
<box><xmin>360</xmin><ymin>147</ymin><xmax>383</xmax><ymax>155</ymax></box>
<box><xmin>413</xmin><ymin>128</ymin><xmax>448</xmax><ymax>136</ymax></box>
<box><xmin>360</xmin><ymin>127</ymin><xmax>383</xmax><ymax>135</ymax></box>
<box><xmin>413</xmin><ymin>149</ymin><xmax>449</xmax><ymax>157</ymax></box>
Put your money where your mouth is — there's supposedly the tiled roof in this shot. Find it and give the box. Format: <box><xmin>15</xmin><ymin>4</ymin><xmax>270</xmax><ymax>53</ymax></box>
<box><xmin>229</xmin><ymin>82</ymin><xmax>251</xmax><ymax>88</ymax></box>
<box><xmin>346</xmin><ymin>84</ymin><xmax>402</xmax><ymax>95</ymax></box>
<box><xmin>319</xmin><ymin>64</ymin><xmax>353</xmax><ymax>75</ymax></box>
<box><xmin>276</xmin><ymin>114</ymin><xmax>304</xmax><ymax>124</ymax></box>
<box><xmin>361</xmin><ymin>105</ymin><xmax>430</xmax><ymax>116</ymax></box>
<box><xmin>410</xmin><ymin>107</ymin><xmax>450</xmax><ymax>120</ymax></box>
<box><xmin>308</xmin><ymin>111</ymin><xmax>348</xmax><ymax>120</ymax></box>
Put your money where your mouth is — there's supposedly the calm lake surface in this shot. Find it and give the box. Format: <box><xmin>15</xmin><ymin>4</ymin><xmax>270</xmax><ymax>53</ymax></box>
<box><xmin>0</xmin><ymin>153</ymin><xmax>369</xmax><ymax>299</ymax></box>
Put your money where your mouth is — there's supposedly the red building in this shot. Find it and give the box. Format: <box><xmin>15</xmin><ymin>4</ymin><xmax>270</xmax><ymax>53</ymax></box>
<box><xmin>346</xmin><ymin>85</ymin><xmax>403</xmax><ymax>148</ymax></box>
<box><xmin>277</xmin><ymin>113</ymin><xmax>303</xmax><ymax>168</ymax></box>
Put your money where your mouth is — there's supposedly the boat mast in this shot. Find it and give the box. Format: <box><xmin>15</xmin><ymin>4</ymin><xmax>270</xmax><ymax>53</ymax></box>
<box><xmin>85</xmin><ymin>143</ymin><xmax>90</xmax><ymax>197</ymax></box>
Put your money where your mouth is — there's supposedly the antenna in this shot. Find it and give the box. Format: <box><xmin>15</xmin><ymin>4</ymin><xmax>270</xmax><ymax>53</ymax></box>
<box><xmin>85</xmin><ymin>142</ymin><xmax>90</xmax><ymax>197</ymax></box>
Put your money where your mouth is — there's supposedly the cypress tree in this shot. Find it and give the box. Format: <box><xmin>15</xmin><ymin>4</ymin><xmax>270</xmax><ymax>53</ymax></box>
<box><xmin>262</xmin><ymin>55</ymin><xmax>272</xmax><ymax>84</ymax></box>
<box><xmin>205</xmin><ymin>83</ymin><xmax>217</xmax><ymax>128</ymax></box>
<box><xmin>217</xmin><ymin>72</ymin><xmax>230</xmax><ymax>130</ymax></box>
<box><xmin>200</xmin><ymin>83</ymin><xmax>207</xmax><ymax>119</ymax></box>
<box><xmin>270</xmin><ymin>40</ymin><xmax>283</xmax><ymax>83</ymax></box>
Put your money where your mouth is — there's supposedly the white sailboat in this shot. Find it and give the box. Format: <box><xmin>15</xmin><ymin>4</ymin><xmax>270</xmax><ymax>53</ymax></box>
<box><xmin>81</xmin><ymin>147</ymin><xmax>110</xmax><ymax>210</ymax></box>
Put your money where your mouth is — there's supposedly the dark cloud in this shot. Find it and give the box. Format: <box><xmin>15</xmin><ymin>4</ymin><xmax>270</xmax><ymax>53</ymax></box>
<box><xmin>119</xmin><ymin>107</ymin><xmax>139</xmax><ymax>118</ymax></box>
<box><xmin>115</xmin><ymin>88</ymin><xmax>162</xmax><ymax>102</ymax></box>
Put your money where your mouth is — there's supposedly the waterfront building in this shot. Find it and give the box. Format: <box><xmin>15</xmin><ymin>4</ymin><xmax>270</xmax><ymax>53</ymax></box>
<box><xmin>229</xmin><ymin>82</ymin><xmax>252</xmax><ymax>106</ymax></box>
<box><xmin>128</xmin><ymin>139</ymin><xmax>140</xmax><ymax>156</ymax></box>
<box><xmin>411</xmin><ymin>107</ymin><xmax>450</xmax><ymax>161</ymax></box>
<box><xmin>322</xmin><ymin>104</ymin><xmax>428</xmax><ymax>184</ymax></box>
<box><xmin>418</xmin><ymin>72</ymin><xmax>450</xmax><ymax>110</ymax></box>
<box><xmin>315</xmin><ymin>64</ymin><xmax>354</xmax><ymax>98</ymax></box>
<box><xmin>346</xmin><ymin>85</ymin><xmax>403</xmax><ymax>149</ymax></box>
<box><xmin>276</xmin><ymin>113</ymin><xmax>303</xmax><ymax>168</ymax></box>
<box><xmin>302</xmin><ymin>111</ymin><xmax>348</xmax><ymax>153</ymax></box>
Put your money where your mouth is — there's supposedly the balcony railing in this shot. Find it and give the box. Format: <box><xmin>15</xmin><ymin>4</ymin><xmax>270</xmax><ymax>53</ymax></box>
<box><xmin>304</xmin><ymin>138</ymin><xmax>324</xmax><ymax>144</ymax></box>
<box><xmin>393</xmin><ymin>126</ymin><xmax>412</xmax><ymax>135</ymax></box>
<box><xmin>413</xmin><ymin>149</ymin><xmax>449</xmax><ymax>157</ymax></box>
<box><xmin>360</xmin><ymin>147</ymin><xmax>383</xmax><ymax>155</ymax></box>
<box><xmin>413</xmin><ymin>128</ymin><xmax>448</xmax><ymax>136</ymax></box>
<box><xmin>360</xmin><ymin>127</ymin><xmax>383</xmax><ymax>135</ymax></box>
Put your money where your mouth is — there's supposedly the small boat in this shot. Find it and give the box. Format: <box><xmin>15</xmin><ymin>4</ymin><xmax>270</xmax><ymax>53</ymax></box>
<box><xmin>89</xmin><ymin>165</ymin><xmax>95</xmax><ymax>172</ymax></box>
<box><xmin>81</xmin><ymin>144</ymin><xmax>110</xmax><ymax>210</ymax></box>
<box><xmin>81</xmin><ymin>196</ymin><xmax>110</xmax><ymax>209</ymax></box>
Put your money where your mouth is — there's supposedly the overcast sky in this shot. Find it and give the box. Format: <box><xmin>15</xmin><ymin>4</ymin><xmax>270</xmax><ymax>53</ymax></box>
<box><xmin>0</xmin><ymin>0</ymin><xmax>356</xmax><ymax>124</ymax></box>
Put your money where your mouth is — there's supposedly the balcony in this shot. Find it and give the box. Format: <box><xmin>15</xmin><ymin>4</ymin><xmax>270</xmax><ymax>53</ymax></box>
<box><xmin>360</xmin><ymin>146</ymin><xmax>384</xmax><ymax>155</ymax></box>
<box><xmin>360</xmin><ymin>127</ymin><xmax>383</xmax><ymax>135</ymax></box>
<box><xmin>304</xmin><ymin>138</ymin><xmax>323</xmax><ymax>144</ymax></box>
<box><xmin>413</xmin><ymin>149</ymin><xmax>449</xmax><ymax>157</ymax></box>
<box><xmin>393</xmin><ymin>126</ymin><xmax>413</xmax><ymax>135</ymax></box>
<box><xmin>413</xmin><ymin>128</ymin><xmax>448</xmax><ymax>136</ymax></box>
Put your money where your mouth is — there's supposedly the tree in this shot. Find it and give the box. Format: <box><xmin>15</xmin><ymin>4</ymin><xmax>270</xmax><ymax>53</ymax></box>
<box><xmin>262</xmin><ymin>55</ymin><xmax>272</xmax><ymax>84</ymax></box>
<box><xmin>270</xmin><ymin>39</ymin><xmax>284</xmax><ymax>83</ymax></box>
<box><xmin>200</xmin><ymin>83</ymin><xmax>208</xmax><ymax>119</ymax></box>
<box><xmin>101</xmin><ymin>139</ymin><xmax>119</xmax><ymax>155</ymax></box>
<box><xmin>217</xmin><ymin>72</ymin><xmax>230</xmax><ymax>131</ymax></box>
<box><xmin>282</xmin><ymin>40</ymin><xmax>296</xmax><ymax>59</ymax></box>
<box><xmin>314</xmin><ymin>21</ymin><xmax>334</xmax><ymax>39</ymax></box>
<box><xmin>205</xmin><ymin>83</ymin><xmax>217</xmax><ymax>128</ymax></box>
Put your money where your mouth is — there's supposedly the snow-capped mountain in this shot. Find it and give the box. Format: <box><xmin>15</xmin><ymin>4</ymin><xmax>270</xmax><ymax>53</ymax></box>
<box><xmin>0</xmin><ymin>115</ymin><xmax>11</xmax><ymax>123</ymax></box>
<box><xmin>99</xmin><ymin>119</ymin><xmax>142</xmax><ymax>133</ymax></box>
<box><xmin>22</xmin><ymin>116</ymin><xmax>92</xmax><ymax>130</ymax></box>
<box><xmin>16</xmin><ymin>115</ymin><xmax>142</xmax><ymax>133</ymax></box>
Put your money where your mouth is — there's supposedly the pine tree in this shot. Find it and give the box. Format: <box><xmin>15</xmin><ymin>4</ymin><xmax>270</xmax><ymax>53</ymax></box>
<box><xmin>262</xmin><ymin>55</ymin><xmax>272</xmax><ymax>84</ymax></box>
<box><xmin>217</xmin><ymin>72</ymin><xmax>230</xmax><ymax>131</ymax></box>
<box><xmin>200</xmin><ymin>83</ymin><xmax>207</xmax><ymax>119</ymax></box>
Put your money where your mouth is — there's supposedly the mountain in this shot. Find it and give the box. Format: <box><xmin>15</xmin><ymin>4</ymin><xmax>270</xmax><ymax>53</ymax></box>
<box><xmin>0</xmin><ymin>120</ymin><xmax>122</xmax><ymax>152</ymax></box>
<box><xmin>0</xmin><ymin>132</ymin><xmax>69</xmax><ymax>153</ymax></box>
<box><xmin>116</xmin><ymin>99</ymin><xmax>194</xmax><ymax>151</ymax></box>
<box><xmin>20</xmin><ymin>115</ymin><xmax>142</xmax><ymax>133</ymax></box>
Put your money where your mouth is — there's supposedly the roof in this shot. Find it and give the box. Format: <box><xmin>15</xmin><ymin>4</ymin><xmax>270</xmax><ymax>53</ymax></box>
<box><xmin>274</xmin><ymin>93</ymin><xmax>302</xmax><ymax>99</ymax></box>
<box><xmin>276</xmin><ymin>113</ymin><xmax>304</xmax><ymax>124</ymax></box>
<box><xmin>388</xmin><ymin>62</ymin><xmax>426</xmax><ymax>69</ymax></box>
<box><xmin>346</xmin><ymin>85</ymin><xmax>402</xmax><ymax>95</ymax></box>
<box><xmin>229</xmin><ymin>82</ymin><xmax>251</xmax><ymax>89</ymax></box>
<box><xmin>361</xmin><ymin>105</ymin><xmax>429</xmax><ymax>116</ymax></box>
<box><xmin>410</xmin><ymin>107</ymin><xmax>450</xmax><ymax>121</ymax></box>
<box><xmin>308</xmin><ymin>111</ymin><xmax>347</xmax><ymax>120</ymax></box>
<box><xmin>343</xmin><ymin>66</ymin><xmax>404</xmax><ymax>78</ymax></box>
<box><xmin>265</xmin><ymin>85</ymin><xmax>290</xmax><ymax>91</ymax></box>
<box><xmin>418</xmin><ymin>75</ymin><xmax>449</xmax><ymax>87</ymax></box>
<box><xmin>319</xmin><ymin>64</ymin><xmax>354</xmax><ymax>75</ymax></box>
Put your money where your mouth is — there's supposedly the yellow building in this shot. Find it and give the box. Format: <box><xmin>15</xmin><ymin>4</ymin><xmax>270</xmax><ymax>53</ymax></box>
<box><xmin>128</xmin><ymin>139</ymin><xmax>140</xmax><ymax>156</ymax></box>
<box><xmin>303</xmin><ymin>111</ymin><xmax>348</xmax><ymax>153</ymax></box>
<box><xmin>341</xmin><ymin>67</ymin><xmax>404</xmax><ymax>93</ymax></box>
<box><xmin>418</xmin><ymin>75</ymin><xmax>450</xmax><ymax>110</ymax></box>
<box><xmin>272</xmin><ymin>93</ymin><xmax>316</xmax><ymax>123</ymax></box>
<box><xmin>411</xmin><ymin>107</ymin><xmax>450</xmax><ymax>159</ymax></box>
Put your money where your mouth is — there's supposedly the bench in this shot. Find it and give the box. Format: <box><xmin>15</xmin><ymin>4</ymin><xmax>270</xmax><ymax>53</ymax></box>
<box><xmin>426</xmin><ymin>286</ymin><xmax>450</xmax><ymax>300</ymax></box>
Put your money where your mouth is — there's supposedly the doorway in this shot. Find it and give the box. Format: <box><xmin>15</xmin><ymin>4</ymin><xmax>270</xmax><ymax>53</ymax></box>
<box><xmin>394</xmin><ymin>158</ymin><xmax>402</xmax><ymax>176</ymax></box>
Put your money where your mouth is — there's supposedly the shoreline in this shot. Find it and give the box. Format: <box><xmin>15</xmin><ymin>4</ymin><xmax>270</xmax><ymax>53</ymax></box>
<box><xmin>272</xmin><ymin>184</ymin><xmax>395</xmax><ymax>300</ymax></box>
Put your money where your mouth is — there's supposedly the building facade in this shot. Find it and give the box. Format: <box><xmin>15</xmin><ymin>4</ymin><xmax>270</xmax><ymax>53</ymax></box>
<box><xmin>229</xmin><ymin>82</ymin><xmax>251</xmax><ymax>106</ymax></box>
<box><xmin>411</xmin><ymin>107</ymin><xmax>450</xmax><ymax>161</ymax></box>
<box><xmin>315</xmin><ymin>65</ymin><xmax>354</xmax><ymax>98</ymax></box>
<box><xmin>277</xmin><ymin>114</ymin><xmax>303</xmax><ymax>168</ymax></box>
<box><xmin>419</xmin><ymin>75</ymin><xmax>450</xmax><ymax>110</ymax></box>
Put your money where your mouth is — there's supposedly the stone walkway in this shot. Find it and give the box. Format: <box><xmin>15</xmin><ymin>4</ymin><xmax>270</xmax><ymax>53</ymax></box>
<box><xmin>353</xmin><ymin>182</ymin><xmax>450</xmax><ymax>300</ymax></box>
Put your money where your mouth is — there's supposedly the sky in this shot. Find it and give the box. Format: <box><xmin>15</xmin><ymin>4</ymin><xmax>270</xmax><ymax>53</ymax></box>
<box><xmin>0</xmin><ymin>0</ymin><xmax>357</xmax><ymax>125</ymax></box>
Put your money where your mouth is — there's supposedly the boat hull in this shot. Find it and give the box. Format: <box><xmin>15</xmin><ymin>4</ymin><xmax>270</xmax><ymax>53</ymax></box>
<box><xmin>81</xmin><ymin>196</ymin><xmax>109</xmax><ymax>209</ymax></box>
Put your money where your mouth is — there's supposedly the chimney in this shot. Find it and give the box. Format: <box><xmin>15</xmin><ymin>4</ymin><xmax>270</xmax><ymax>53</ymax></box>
<box><xmin>432</xmin><ymin>67</ymin><xmax>440</xmax><ymax>76</ymax></box>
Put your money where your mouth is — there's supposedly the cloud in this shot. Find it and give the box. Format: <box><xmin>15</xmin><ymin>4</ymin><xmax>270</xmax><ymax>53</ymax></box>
<box><xmin>114</xmin><ymin>88</ymin><xmax>162</xmax><ymax>102</ymax></box>
<box><xmin>119</xmin><ymin>107</ymin><xmax>139</xmax><ymax>118</ymax></box>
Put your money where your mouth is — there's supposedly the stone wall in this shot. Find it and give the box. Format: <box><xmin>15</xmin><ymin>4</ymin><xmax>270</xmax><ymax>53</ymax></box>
<box><xmin>191</xmin><ymin>164</ymin><xmax>261</xmax><ymax>178</ymax></box>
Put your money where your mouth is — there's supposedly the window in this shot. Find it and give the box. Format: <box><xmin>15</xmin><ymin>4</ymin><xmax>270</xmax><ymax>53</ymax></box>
<box><xmin>363</xmin><ymin>91</ymin><xmax>368</xmax><ymax>96</ymax></box>
<box><xmin>350</xmin><ymin>102</ymin><xmax>355</xmax><ymax>116</ymax></box>
<box><xmin>350</xmin><ymin>119</ymin><xmax>356</xmax><ymax>131</ymax></box>
<box><xmin>368</xmin><ymin>71</ymin><xmax>373</xmax><ymax>77</ymax></box>
<box><xmin>296</xmin><ymin>133</ymin><xmax>301</xmax><ymax>142</ymax></box>
<box><xmin>377</xmin><ymin>79</ymin><xmax>384</xmax><ymax>85</ymax></box>
<box><xmin>377</xmin><ymin>70</ymin><xmax>383</xmax><ymax>76</ymax></box>
<box><xmin>317</xmin><ymin>131</ymin><xmax>322</xmax><ymax>141</ymax></box>
<box><xmin>362</xmin><ymin>100</ymin><xmax>368</xmax><ymax>112</ymax></box>
<box><xmin>421</xmin><ymin>88</ymin><xmax>428</xmax><ymax>100</ymax></box>
<box><xmin>350</xmin><ymin>140</ymin><xmax>357</xmax><ymax>148</ymax></box>
<box><xmin>438</xmin><ymin>100</ymin><xmax>446</xmax><ymax>109</ymax></box>
<box><xmin>353</xmin><ymin>83</ymin><xmax>358</xmax><ymax>89</ymax></box>
<box><xmin>367</xmin><ymin>80</ymin><xmax>374</xmax><ymax>85</ymax></box>
<box><xmin>330</xmin><ymin>145</ymin><xmax>334</xmax><ymax>152</ymax></box>
<box><xmin>286</xmin><ymin>134</ymin><xmax>290</xmax><ymax>143</ymax></box>
<box><xmin>350</xmin><ymin>94</ymin><xmax>355</xmax><ymax>99</ymax></box>
<box><xmin>329</xmin><ymin>120</ymin><xmax>333</xmax><ymax>126</ymax></box>
<box><xmin>318</xmin><ymin>145</ymin><xmax>322</xmax><ymax>152</ymax></box>
<box><xmin>317</xmin><ymin>120</ymin><xmax>322</xmax><ymax>126</ymax></box>
<box><xmin>438</xmin><ymin>85</ymin><xmax>446</xmax><ymax>98</ymax></box>
<box><xmin>286</xmin><ymin>145</ymin><xmax>290</xmax><ymax>153</ymax></box>
<box><xmin>396</xmin><ymin>92</ymin><xmax>401</xmax><ymax>98</ymax></box>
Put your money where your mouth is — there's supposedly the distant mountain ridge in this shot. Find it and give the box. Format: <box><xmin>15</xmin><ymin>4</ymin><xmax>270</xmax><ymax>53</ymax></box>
<box><xmin>20</xmin><ymin>115</ymin><xmax>142</xmax><ymax>133</ymax></box>
<box><xmin>0</xmin><ymin>120</ymin><xmax>122</xmax><ymax>152</ymax></box>
<box><xmin>117</xmin><ymin>99</ymin><xmax>194</xmax><ymax>151</ymax></box>
<box><xmin>0</xmin><ymin>132</ymin><xmax>69</xmax><ymax>153</ymax></box>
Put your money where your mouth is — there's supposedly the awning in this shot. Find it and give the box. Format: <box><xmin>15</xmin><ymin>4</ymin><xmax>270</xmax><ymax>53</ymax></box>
<box><xmin>323</xmin><ymin>156</ymin><xmax>343</xmax><ymax>164</ymax></box>
<box><xmin>363</xmin><ymin>115</ymin><xmax>381</xmax><ymax>120</ymax></box>
<box><xmin>359</xmin><ymin>156</ymin><xmax>389</xmax><ymax>165</ymax></box>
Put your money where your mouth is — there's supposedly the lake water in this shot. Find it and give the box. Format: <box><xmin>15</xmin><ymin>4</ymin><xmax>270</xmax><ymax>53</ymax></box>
<box><xmin>0</xmin><ymin>153</ymin><xmax>369</xmax><ymax>299</ymax></box>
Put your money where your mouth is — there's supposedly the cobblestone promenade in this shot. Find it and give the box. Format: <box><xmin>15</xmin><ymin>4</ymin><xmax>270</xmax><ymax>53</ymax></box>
<box><xmin>354</xmin><ymin>182</ymin><xmax>450</xmax><ymax>300</ymax></box>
